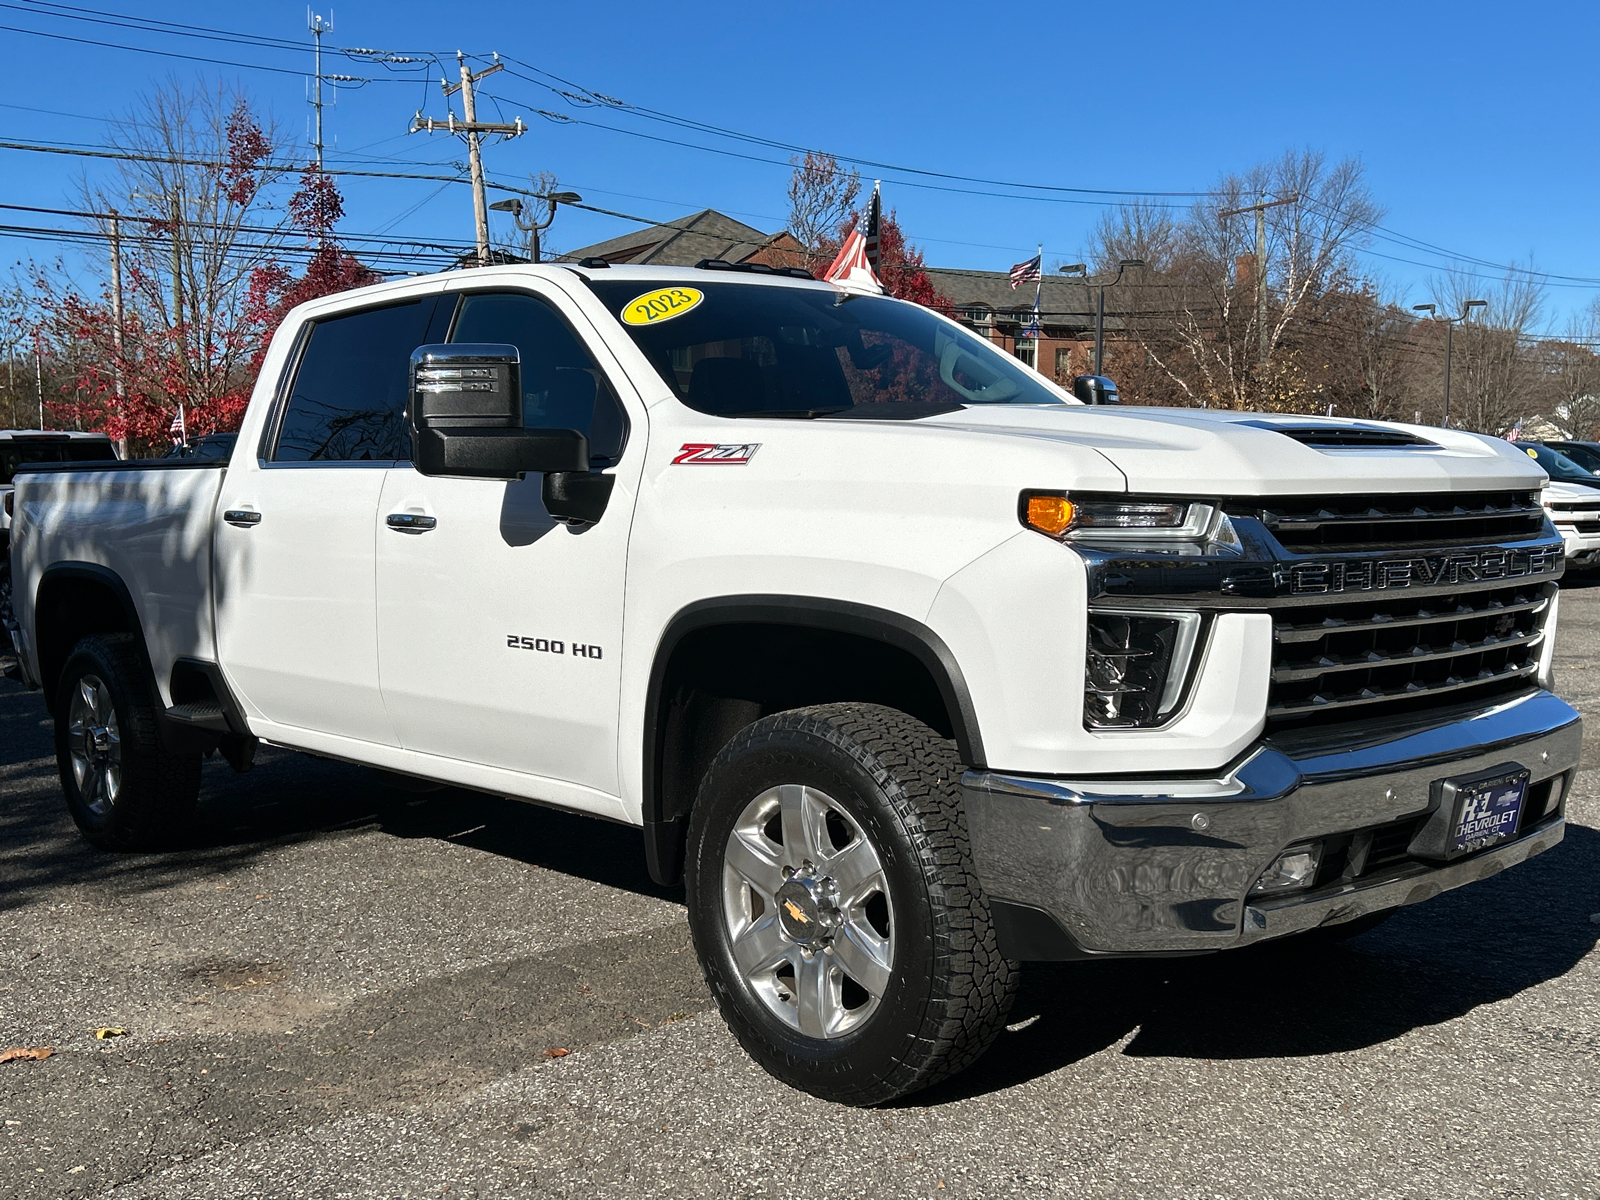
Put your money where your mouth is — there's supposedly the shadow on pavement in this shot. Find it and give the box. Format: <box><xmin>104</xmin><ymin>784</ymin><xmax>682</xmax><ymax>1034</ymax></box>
<box><xmin>0</xmin><ymin>681</ymin><xmax>676</xmax><ymax>915</ymax></box>
<box><xmin>914</xmin><ymin>820</ymin><xmax>1600</xmax><ymax>1105</ymax></box>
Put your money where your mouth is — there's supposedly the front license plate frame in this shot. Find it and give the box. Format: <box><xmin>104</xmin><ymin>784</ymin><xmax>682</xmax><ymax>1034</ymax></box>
<box><xmin>1437</xmin><ymin>765</ymin><xmax>1530</xmax><ymax>859</ymax></box>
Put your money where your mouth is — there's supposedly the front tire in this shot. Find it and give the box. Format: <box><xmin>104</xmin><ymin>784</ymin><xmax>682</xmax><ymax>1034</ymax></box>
<box><xmin>55</xmin><ymin>634</ymin><xmax>202</xmax><ymax>851</ymax></box>
<box><xmin>685</xmin><ymin>703</ymin><xmax>1017</xmax><ymax>1105</ymax></box>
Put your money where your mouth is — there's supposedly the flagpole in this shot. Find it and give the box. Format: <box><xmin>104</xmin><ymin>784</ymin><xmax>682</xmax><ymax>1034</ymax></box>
<box><xmin>1032</xmin><ymin>242</ymin><xmax>1043</xmax><ymax>373</ymax></box>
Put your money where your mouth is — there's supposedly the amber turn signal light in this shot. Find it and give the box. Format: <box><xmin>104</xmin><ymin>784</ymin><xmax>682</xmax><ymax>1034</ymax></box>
<box><xmin>1025</xmin><ymin>494</ymin><xmax>1075</xmax><ymax>537</ymax></box>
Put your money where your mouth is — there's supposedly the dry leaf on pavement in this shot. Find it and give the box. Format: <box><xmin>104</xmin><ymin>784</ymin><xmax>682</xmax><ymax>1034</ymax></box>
<box><xmin>0</xmin><ymin>1047</ymin><xmax>55</xmax><ymax>1063</ymax></box>
<box><xmin>93</xmin><ymin>1028</ymin><xmax>129</xmax><ymax>1040</ymax></box>
<box><xmin>543</xmin><ymin>1048</ymin><xmax>569</xmax><ymax>1058</ymax></box>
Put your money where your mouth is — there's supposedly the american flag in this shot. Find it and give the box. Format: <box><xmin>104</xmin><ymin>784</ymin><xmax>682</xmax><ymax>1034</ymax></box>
<box><xmin>1009</xmin><ymin>253</ymin><xmax>1042</xmax><ymax>289</ymax></box>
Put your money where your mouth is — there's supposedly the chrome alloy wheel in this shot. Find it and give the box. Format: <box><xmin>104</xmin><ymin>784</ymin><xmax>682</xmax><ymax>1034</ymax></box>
<box><xmin>721</xmin><ymin>784</ymin><xmax>895</xmax><ymax>1039</ymax></box>
<box><xmin>67</xmin><ymin>674</ymin><xmax>122</xmax><ymax>816</ymax></box>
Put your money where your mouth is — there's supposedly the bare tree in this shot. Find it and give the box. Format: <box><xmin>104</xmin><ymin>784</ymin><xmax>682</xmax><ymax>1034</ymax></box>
<box><xmin>1426</xmin><ymin>266</ymin><xmax>1545</xmax><ymax>435</ymax></box>
<box><xmin>77</xmin><ymin>80</ymin><xmax>292</xmax><ymax>416</ymax></box>
<box><xmin>786</xmin><ymin>152</ymin><xmax>860</xmax><ymax>258</ymax></box>
<box><xmin>1087</xmin><ymin>199</ymin><xmax>1180</xmax><ymax>274</ymax></box>
<box><xmin>1093</xmin><ymin>150</ymin><xmax>1382</xmax><ymax>410</ymax></box>
<box><xmin>1532</xmin><ymin>299</ymin><xmax>1600</xmax><ymax>437</ymax></box>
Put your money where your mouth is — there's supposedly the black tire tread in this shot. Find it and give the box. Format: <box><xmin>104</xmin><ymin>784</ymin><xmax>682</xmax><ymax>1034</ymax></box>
<box><xmin>57</xmin><ymin>633</ymin><xmax>201</xmax><ymax>851</ymax></box>
<box><xmin>689</xmin><ymin>702</ymin><xmax>1017</xmax><ymax>1105</ymax></box>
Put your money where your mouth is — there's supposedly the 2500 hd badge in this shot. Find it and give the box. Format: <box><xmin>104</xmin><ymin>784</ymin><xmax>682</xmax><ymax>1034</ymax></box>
<box><xmin>507</xmin><ymin>635</ymin><xmax>604</xmax><ymax>659</ymax></box>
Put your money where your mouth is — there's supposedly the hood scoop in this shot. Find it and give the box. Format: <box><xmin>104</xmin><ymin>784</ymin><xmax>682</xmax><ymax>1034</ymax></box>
<box><xmin>1238</xmin><ymin>421</ymin><xmax>1436</xmax><ymax>449</ymax></box>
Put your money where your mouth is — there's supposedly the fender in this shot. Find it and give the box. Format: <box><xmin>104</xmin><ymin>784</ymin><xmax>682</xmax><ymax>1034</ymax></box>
<box><xmin>33</xmin><ymin>562</ymin><xmax>146</xmax><ymax>707</ymax></box>
<box><xmin>641</xmin><ymin>594</ymin><xmax>986</xmax><ymax>885</ymax></box>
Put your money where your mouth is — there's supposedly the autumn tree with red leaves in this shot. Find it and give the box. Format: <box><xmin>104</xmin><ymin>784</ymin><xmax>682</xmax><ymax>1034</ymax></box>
<box><xmin>782</xmin><ymin>154</ymin><xmax>951</xmax><ymax>310</ymax></box>
<box><xmin>30</xmin><ymin>83</ymin><xmax>377</xmax><ymax>453</ymax></box>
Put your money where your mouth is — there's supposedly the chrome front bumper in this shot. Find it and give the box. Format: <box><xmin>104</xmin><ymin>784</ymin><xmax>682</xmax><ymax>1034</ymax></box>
<box><xmin>963</xmin><ymin>690</ymin><xmax>1581</xmax><ymax>958</ymax></box>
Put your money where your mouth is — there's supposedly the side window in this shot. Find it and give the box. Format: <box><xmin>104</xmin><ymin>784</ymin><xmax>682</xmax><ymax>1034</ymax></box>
<box><xmin>449</xmin><ymin>291</ymin><xmax>629</xmax><ymax>464</ymax></box>
<box><xmin>273</xmin><ymin>296</ymin><xmax>447</xmax><ymax>463</ymax></box>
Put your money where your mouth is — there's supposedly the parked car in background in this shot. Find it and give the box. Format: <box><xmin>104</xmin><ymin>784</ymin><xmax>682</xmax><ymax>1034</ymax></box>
<box><xmin>1</xmin><ymin>431</ymin><xmax>119</xmax><ymax>651</ymax></box>
<box><xmin>1540</xmin><ymin>439</ymin><xmax>1600</xmax><ymax>476</ymax></box>
<box><xmin>1542</xmin><ymin>479</ymin><xmax>1600</xmax><ymax>570</ymax></box>
<box><xmin>1519</xmin><ymin>442</ymin><xmax>1600</xmax><ymax>490</ymax></box>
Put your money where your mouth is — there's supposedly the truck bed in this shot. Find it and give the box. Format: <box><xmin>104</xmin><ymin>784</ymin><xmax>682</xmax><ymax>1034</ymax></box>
<box><xmin>12</xmin><ymin>460</ymin><xmax>225</xmax><ymax>706</ymax></box>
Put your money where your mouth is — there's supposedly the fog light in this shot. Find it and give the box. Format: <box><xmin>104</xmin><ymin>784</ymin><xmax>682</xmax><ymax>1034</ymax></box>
<box><xmin>1250</xmin><ymin>842</ymin><xmax>1323</xmax><ymax>895</ymax></box>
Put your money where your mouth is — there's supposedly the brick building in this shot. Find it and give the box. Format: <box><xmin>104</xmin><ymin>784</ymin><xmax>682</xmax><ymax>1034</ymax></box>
<box><xmin>924</xmin><ymin>267</ymin><xmax>1117</xmax><ymax>385</ymax></box>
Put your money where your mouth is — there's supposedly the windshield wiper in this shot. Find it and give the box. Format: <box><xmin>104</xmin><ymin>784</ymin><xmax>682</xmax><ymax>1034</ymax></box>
<box><xmin>728</xmin><ymin>407</ymin><xmax>852</xmax><ymax>419</ymax></box>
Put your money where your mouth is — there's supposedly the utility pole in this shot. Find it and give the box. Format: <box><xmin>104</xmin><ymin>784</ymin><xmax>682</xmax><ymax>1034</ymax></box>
<box><xmin>35</xmin><ymin>343</ymin><xmax>43</xmax><ymax>430</ymax></box>
<box><xmin>1217</xmin><ymin>192</ymin><xmax>1299</xmax><ymax>381</ymax></box>
<box><xmin>309</xmin><ymin>9</ymin><xmax>332</xmax><ymax>168</ymax></box>
<box><xmin>109</xmin><ymin>210</ymin><xmax>127</xmax><ymax>456</ymax></box>
<box><xmin>412</xmin><ymin>53</ymin><xmax>525</xmax><ymax>266</ymax></box>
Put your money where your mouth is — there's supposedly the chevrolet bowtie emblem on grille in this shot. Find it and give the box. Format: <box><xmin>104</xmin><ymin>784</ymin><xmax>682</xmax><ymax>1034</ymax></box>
<box><xmin>782</xmin><ymin>900</ymin><xmax>810</xmax><ymax>924</ymax></box>
<box><xmin>1284</xmin><ymin>547</ymin><xmax>1559</xmax><ymax>595</ymax></box>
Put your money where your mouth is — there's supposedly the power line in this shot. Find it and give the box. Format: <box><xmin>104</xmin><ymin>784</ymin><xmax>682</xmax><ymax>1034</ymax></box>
<box><xmin>0</xmin><ymin>21</ymin><xmax>406</xmax><ymax>82</ymax></box>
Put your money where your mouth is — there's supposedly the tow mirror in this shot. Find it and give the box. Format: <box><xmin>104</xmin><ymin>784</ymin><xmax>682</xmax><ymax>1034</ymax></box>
<box><xmin>409</xmin><ymin>344</ymin><xmax>589</xmax><ymax>478</ymax></box>
<box><xmin>1072</xmin><ymin>374</ymin><xmax>1121</xmax><ymax>405</ymax></box>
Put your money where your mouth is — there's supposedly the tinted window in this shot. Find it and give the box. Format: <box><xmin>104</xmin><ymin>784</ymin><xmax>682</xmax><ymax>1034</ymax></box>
<box><xmin>588</xmin><ymin>280</ymin><xmax>1066</xmax><ymax>417</ymax></box>
<box><xmin>275</xmin><ymin>297</ymin><xmax>444</xmax><ymax>462</ymax></box>
<box><xmin>1524</xmin><ymin>443</ymin><xmax>1598</xmax><ymax>482</ymax></box>
<box><xmin>1553</xmin><ymin>442</ymin><xmax>1600</xmax><ymax>473</ymax></box>
<box><xmin>450</xmin><ymin>291</ymin><xmax>628</xmax><ymax>462</ymax></box>
<box><xmin>1</xmin><ymin>439</ymin><xmax>116</xmax><ymax>484</ymax></box>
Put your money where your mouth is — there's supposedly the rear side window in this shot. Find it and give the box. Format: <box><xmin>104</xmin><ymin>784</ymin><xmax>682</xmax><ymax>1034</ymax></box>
<box><xmin>274</xmin><ymin>296</ymin><xmax>449</xmax><ymax>462</ymax></box>
<box><xmin>449</xmin><ymin>291</ymin><xmax>629</xmax><ymax>464</ymax></box>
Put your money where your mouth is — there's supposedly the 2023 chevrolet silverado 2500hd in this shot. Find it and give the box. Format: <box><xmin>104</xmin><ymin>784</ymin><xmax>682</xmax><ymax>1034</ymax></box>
<box><xmin>4</xmin><ymin>264</ymin><xmax>1579</xmax><ymax>1103</ymax></box>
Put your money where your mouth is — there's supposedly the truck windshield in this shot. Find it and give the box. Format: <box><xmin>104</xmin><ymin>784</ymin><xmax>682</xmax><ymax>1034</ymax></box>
<box><xmin>1</xmin><ymin>439</ymin><xmax>116</xmax><ymax>485</ymax></box>
<box><xmin>587</xmin><ymin>279</ymin><xmax>1067</xmax><ymax>416</ymax></box>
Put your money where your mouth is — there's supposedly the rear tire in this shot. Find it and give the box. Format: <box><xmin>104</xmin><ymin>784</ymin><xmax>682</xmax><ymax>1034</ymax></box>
<box><xmin>685</xmin><ymin>702</ymin><xmax>1017</xmax><ymax>1105</ymax></box>
<box><xmin>55</xmin><ymin>634</ymin><xmax>202</xmax><ymax>851</ymax></box>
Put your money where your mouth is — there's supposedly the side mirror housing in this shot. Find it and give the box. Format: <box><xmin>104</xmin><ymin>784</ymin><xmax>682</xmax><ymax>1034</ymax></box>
<box><xmin>1072</xmin><ymin>374</ymin><xmax>1120</xmax><ymax>405</ymax></box>
<box><xmin>409</xmin><ymin>343</ymin><xmax>589</xmax><ymax>478</ymax></box>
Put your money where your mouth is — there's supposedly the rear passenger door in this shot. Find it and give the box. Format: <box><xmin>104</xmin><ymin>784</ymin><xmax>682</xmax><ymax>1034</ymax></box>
<box><xmin>373</xmin><ymin>284</ymin><xmax>642</xmax><ymax>810</ymax></box>
<box><xmin>214</xmin><ymin>291</ymin><xmax>452</xmax><ymax>748</ymax></box>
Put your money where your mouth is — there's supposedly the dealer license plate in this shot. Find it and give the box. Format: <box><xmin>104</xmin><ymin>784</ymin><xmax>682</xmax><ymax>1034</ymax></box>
<box><xmin>1449</xmin><ymin>769</ymin><xmax>1528</xmax><ymax>856</ymax></box>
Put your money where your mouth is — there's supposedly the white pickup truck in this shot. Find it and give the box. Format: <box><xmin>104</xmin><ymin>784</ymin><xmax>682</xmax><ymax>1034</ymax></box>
<box><xmin>4</xmin><ymin>263</ymin><xmax>1581</xmax><ymax>1104</ymax></box>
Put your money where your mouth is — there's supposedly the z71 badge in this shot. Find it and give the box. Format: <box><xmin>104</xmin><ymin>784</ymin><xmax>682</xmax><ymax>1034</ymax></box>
<box><xmin>672</xmin><ymin>443</ymin><xmax>761</xmax><ymax>465</ymax></box>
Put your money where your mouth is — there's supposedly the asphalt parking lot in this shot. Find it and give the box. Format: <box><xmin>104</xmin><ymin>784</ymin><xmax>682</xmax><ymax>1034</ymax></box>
<box><xmin>2</xmin><ymin>591</ymin><xmax>1598</xmax><ymax>1200</ymax></box>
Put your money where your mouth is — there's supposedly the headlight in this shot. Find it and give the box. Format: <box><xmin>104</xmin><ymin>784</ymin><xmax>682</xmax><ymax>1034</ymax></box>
<box><xmin>1083</xmin><ymin>609</ymin><xmax>1203</xmax><ymax>729</ymax></box>
<box><xmin>1021</xmin><ymin>492</ymin><xmax>1232</xmax><ymax>546</ymax></box>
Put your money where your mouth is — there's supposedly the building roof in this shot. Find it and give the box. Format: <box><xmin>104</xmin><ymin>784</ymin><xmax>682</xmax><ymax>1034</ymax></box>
<box><xmin>925</xmin><ymin>267</ymin><xmax>1119</xmax><ymax>332</ymax></box>
<box><xmin>562</xmin><ymin>209</ymin><xmax>779</xmax><ymax>267</ymax></box>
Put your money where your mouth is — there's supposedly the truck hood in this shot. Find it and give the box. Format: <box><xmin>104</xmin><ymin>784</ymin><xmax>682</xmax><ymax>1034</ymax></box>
<box><xmin>921</xmin><ymin>405</ymin><xmax>1547</xmax><ymax>496</ymax></box>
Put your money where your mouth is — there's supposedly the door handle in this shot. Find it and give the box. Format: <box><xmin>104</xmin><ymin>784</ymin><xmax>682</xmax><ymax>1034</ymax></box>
<box><xmin>223</xmin><ymin>509</ymin><xmax>262</xmax><ymax>528</ymax></box>
<box><xmin>386</xmin><ymin>512</ymin><xmax>437</xmax><ymax>532</ymax></box>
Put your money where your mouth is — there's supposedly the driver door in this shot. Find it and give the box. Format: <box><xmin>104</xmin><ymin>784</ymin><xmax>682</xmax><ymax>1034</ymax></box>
<box><xmin>374</xmin><ymin>284</ymin><xmax>641</xmax><ymax>806</ymax></box>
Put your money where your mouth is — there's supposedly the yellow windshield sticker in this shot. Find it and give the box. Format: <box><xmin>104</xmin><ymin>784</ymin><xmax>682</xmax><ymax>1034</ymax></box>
<box><xmin>1528</xmin><ymin>448</ymin><xmax>1538</xmax><ymax>458</ymax></box>
<box><xmin>621</xmin><ymin>286</ymin><xmax>703</xmax><ymax>326</ymax></box>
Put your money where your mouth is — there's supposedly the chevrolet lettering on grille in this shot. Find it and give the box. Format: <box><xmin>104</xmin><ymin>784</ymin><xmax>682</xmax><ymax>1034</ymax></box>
<box><xmin>1283</xmin><ymin>547</ymin><xmax>1560</xmax><ymax>595</ymax></box>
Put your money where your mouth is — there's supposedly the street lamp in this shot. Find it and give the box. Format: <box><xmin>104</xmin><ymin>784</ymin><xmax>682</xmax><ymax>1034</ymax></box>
<box><xmin>1413</xmin><ymin>299</ymin><xmax>1488</xmax><ymax>428</ymax></box>
<box><xmin>1061</xmin><ymin>259</ymin><xmax>1144</xmax><ymax>375</ymax></box>
<box><xmin>489</xmin><ymin>191</ymin><xmax>581</xmax><ymax>263</ymax></box>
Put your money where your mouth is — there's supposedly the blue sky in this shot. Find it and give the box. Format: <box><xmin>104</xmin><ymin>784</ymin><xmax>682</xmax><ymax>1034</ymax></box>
<box><xmin>3</xmin><ymin>0</ymin><xmax>1598</xmax><ymax>328</ymax></box>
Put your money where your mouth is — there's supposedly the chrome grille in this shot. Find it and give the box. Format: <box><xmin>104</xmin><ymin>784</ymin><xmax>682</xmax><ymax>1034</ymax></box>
<box><xmin>1239</xmin><ymin>491</ymin><xmax>1545</xmax><ymax>551</ymax></box>
<box><xmin>1266</xmin><ymin>580</ymin><xmax>1553</xmax><ymax>726</ymax></box>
